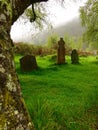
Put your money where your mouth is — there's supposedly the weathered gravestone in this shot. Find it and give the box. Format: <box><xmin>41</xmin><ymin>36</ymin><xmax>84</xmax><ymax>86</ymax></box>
<box><xmin>57</xmin><ymin>37</ymin><xmax>66</xmax><ymax>64</ymax></box>
<box><xmin>71</xmin><ymin>49</ymin><xmax>79</xmax><ymax>64</ymax></box>
<box><xmin>20</xmin><ymin>55</ymin><xmax>38</xmax><ymax>72</ymax></box>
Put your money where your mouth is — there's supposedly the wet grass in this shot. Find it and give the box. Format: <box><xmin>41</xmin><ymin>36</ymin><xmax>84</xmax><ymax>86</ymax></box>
<box><xmin>15</xmin><ymin>54</ymin><xmax>98</xmax><ymax>130</ymax></box>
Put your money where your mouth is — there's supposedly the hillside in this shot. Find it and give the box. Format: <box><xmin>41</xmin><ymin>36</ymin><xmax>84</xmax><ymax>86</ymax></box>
<box><xmin>33</xmin><ymin>16</ymin><xmax>84</xmax><ymax>44</ymax></box>
<box><xmin>53</xmin><ymin>16</ymin><xmax>84</xmax><ymax>37</ymax></box>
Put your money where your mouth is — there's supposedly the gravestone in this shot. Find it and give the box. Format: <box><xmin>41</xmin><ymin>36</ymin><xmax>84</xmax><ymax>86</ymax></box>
<box><xmin>57</xmin><ymin>37</ymin><xmax>66</xmax><ymax>64</ymax></box>
<box><xmin>71</xmin><ymin>49</ymin><xmax>79</xmax><ymax>64</ymax></box>
<box><xmin>20</xmin><ymin>55</ymin><xmax>38</xmax><ymax>72</ymax></box>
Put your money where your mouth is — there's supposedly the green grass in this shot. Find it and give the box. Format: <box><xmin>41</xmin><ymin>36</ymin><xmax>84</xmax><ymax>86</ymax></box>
<box><xmin>15</xmin><ymin>54</ymin><xmax>98</xmax><ymax>130</ymax></box>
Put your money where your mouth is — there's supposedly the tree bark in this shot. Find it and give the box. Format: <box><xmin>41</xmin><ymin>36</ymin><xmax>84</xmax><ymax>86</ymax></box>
<box><xmin>0</xmin><ymin>0</ymin><xmax>47</xmax><ymax>129</ymax></box>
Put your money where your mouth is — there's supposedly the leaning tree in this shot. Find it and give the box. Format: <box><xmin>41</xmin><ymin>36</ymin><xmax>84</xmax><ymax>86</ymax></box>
<box><xmin>0</xmin><ymin>0</ymin><xmax>48</xmax><ymax>129</ymax></box>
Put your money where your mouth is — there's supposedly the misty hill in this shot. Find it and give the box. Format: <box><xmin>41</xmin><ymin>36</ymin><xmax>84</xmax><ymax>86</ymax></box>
<box><xmin>33</xmin><ymin>16</ymin><xmax>84</xmax><ymax>44</ymax></box>
<box><xmin>53</xmin><ymin>16</ymin><xmax>84</xmax><ymax>37</ymax></box>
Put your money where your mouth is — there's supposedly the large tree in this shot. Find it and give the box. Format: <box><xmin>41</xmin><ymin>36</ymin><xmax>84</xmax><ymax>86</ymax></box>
<box><xmin>80</xmin><ymin>0</ymin><xmax>98</xmax><ymax>44</ymax></box>
<box><xmin>0</xmin><ymin>0</ymin><xmax>48</xmax><ymax>129</ymax></box>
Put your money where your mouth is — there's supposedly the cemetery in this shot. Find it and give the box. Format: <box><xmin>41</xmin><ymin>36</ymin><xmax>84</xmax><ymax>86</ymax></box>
<box><xmin>14</xmin><ymin>43</ymin><xmax>98</xmax><ymax>129</ymax></box>
<box><xmin>13</xmin><ymin>36</ymin><xmax>98</xmax><ymax>129</ymax></box>
<box><xmin>0</xmin><ymin>0</ymin><xmax>98</xmax><ymax>129</ymax></box>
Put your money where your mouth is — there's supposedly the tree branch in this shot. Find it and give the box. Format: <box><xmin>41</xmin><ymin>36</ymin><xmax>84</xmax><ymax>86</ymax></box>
<box><xmin>12</xmin><ymin>0</ymin><xmax>48</xmax><ymax>24</ymax></box>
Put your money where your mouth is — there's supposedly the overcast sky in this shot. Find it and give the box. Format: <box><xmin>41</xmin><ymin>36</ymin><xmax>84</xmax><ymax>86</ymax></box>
<box><xmin>10</xmin><ymin>0</ymin><xmax>87</xmax><ymax>43</ymax></box>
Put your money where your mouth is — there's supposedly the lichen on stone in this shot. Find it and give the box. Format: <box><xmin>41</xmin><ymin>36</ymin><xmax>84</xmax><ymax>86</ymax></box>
<box><xmin>28</xmin><ymin>122</ymin><xmax>32</xmax><ymax>127</ymax></box>
<box><xmin>6</xmin><ymin>74</ymin><xmax>17</xmax><ymax>92</ymax></box>
<box><xmin>0</xmin><ymin>13</ymin><xmax>6</xmax><ymax>21</ymax></box>
<box><xmin>14</xmin><ymin>110</ymin><xmax>19</xmax><ymax>115</ymax></box>
<box><xmin>16</xmin><ymin>124</ymin><xmax>24</xmax><ymax>130</ymax></box>
<box><xmin>0</xmin><ymin>65</ymin><xmax>5</xmax><ymax>73</ymax></box>
<box><xmin>0</xmin><ymin>54</ymin><xmax>5</xmax><ymax>58</ymax></box>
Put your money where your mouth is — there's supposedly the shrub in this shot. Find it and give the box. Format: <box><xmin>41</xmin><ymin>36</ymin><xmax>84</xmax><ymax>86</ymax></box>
<box><xmin>14</xmin><ymin>43</ymin><xmax>34</xmax><ymax>55</ymax></box>
<box><xmin>14</xmin><ymin>43</ymin><xmax>57</xmax><ymax>56</ymax></box>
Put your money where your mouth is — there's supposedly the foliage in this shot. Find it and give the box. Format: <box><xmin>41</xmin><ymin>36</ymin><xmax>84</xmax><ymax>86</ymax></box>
<box><xmin>46</xmin><ymin>34</ymin><xmax>58</xmax><ymax>49</ymax></box>
<box><xmin>25</xmin><ymin>3</ymin><xmax>51</xmax><ymax>30</ymax></box>
<box><xmin>14</xmin><ymin>40</ymin><xmax>93</xmax><ymax>57</ymax></box>
<box><xmin>14</xmin><ymin>43</ymin><xmax>56</xmax><ymax>56</ymax></box>
<box><xmin>46</xmin><ymin>33</ymin><xmax>85</xmax><ymax>51</ymax></box>
<box><xmin>64</xmin><ymin>34</ymin><xmax>75</xmax><ymax>49</ymax></box>
<box><xmin>14</xmin><ymin>43</ymin><xmax>34</xmax><ymax>55</ymax></box>
<box><xmin>15</xmin><ymin>54</ymin><xmax>98</xmax><ymax>130</ymax></box>
<box><xmin>63</xmin><ymin>34</ymin><xmax>85</xmax><ymax>51</ymax></box>
<box><xmin>80</xmin><ymin>0</ymin><xmax>98</xmax><ymax>44</ymax></box>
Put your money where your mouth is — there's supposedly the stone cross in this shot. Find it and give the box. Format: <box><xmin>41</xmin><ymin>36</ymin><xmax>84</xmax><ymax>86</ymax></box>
<box><xmin>71</xmin><ymin>49</ymin><xmax>79</xmax><ymax>64</ymax></box>
<box><xmin>57</xmin><ymin>37</ymin><xmax>65</xmax><ymax>64</ymax></box>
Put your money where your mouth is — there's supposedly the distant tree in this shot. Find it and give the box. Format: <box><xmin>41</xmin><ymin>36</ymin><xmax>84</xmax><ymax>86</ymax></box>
<box><xmin>46</xmin><ymin>34</ymin><xmax>58</xmax><ymax>49</ymax></box>
<box><xmin>80</xmin><ymin>0</ymin><xmax>98</xmax><ymax>45</ymax></box>
<box><xmin>25</xmin><ymin>3</ymin><xmax>51</xmax><ymax>30</ymax></box>
<box><xmin>64</xmin><ymin>34</ymin><xmax>76</xmax><ymax>49</ymax></box>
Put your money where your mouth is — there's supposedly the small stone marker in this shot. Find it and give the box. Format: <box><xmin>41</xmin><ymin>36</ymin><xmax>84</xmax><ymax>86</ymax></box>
<box><xmin>20</xmin><ymin>55</ymin><xmax>38</xmax><ymax>72</ymax></box>
<box><xmin>71</xmin><ymin>49</ymin><xmax>79</xmax><ymax>64</ymax></box>
<box><xmin>57</xmin><ymin>37</ymin><xmax>65</xmax><ymax>64</ymax></box>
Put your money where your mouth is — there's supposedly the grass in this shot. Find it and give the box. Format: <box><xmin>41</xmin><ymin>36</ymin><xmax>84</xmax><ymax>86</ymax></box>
<box><xmin>14</xmin><ymin>54</ymin><xmax>98</xmax><ymax>130</ymax></box>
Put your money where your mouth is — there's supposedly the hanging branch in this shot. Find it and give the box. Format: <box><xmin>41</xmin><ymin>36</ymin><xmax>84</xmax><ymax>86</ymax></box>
<box><xmin>12</xmin><ymin>0</ymin><xmax>48</xmax><ymax>24</ymax></box>
<box><xmin>31</xmin><ymin>3</ymin><xmax>36</xmax><ymax>22</ymax></box>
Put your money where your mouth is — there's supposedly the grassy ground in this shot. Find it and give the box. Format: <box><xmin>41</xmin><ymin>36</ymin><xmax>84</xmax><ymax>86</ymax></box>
<box><xmin>15</xmin><ymin>54</ymin><xmax>98</xmax><ymax>130</ymax></box>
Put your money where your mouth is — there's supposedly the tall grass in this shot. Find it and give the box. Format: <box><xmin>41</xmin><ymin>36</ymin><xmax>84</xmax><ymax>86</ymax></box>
<box><xmin>15</xmin><ymin>54</ymin><xmax>98</xmax><ymax>130</ymax></box>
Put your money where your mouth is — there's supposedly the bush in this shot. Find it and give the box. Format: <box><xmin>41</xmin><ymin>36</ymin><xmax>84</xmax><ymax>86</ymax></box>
<box><xmin>14</xmin><ymin>43</ymin><xmax>34</xmax><ymax>55</ymax></box>
<box><xmin>14</xmin><ymin>43</ymin><xmax>56</xmax><ymax>56</ymax></box>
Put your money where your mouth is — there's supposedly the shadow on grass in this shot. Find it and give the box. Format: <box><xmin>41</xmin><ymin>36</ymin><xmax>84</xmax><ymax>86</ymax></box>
<box><xmin>16</xmin><ymin>63</ymin><xmax>69</xmax><ymax>76</ymax></box>
<box><xmin>16</xmin><ymin>61</ymin><xmax>83</xmax><ymax>77</ymax></box>
<box><xmin>90</xmin><ymin>61</ymin><xmax>98</xmax><ymax>65</ymax></box>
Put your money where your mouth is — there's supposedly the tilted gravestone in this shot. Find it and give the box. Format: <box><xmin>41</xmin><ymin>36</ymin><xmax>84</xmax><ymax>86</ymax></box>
<box><xmin>20</xmin><ymin>55</ymin><xmax>38</xmax><ymax>72</ymax></box>
<box><xmin>57</xmin><ymin>37</ymin><xmax>66</xmax><ymax>64</ymax></box>
<box><xmin>71</xmin><ymin>49</ymin><xmax>79</xmax><ymax>64</ymax></box>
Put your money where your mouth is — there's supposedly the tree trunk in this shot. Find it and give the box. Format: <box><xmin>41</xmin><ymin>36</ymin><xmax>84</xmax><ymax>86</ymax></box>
<box><xmin>0</xmin><ymin>0</ymin><xmax>47</xmax><ymax>129</ymax></box>
<box><xmin>0</xmin><ymin>4</ymin><xmax>34</xmax><ymax>130</ymax></box>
